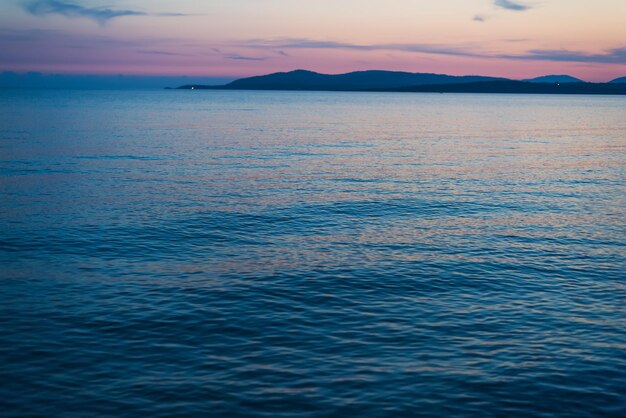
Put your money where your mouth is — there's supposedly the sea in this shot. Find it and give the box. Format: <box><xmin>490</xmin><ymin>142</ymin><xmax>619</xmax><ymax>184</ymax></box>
<box><xmin>1</xmin><ymin>90</ymin><xmax>625</xmax><ymax>417</ymax></box>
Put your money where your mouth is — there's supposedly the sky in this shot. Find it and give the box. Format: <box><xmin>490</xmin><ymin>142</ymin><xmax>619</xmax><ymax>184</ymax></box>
<box><xmin>1</xmin><ymin>0</ymin><xmax>625</xmax><ymax>84</ymax></box>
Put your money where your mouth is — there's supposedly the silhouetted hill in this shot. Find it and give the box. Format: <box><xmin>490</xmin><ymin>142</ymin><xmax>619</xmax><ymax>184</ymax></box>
<box><xmin>525</xmin><ymin>75</ymin><xmax>585</xmax><ymax>83</ymax></box>
<box><xmin>180</xmin><ymin>70</ymin><xmax>506</xmax><ymax>91</ymax></box>
<box><xmin>377</xmin><ymin>80</ymin><xmax>626</xmax><ymax>95</ymax></box>
<box><xmin>610</xmin><ymin>76</ymin><xmax>626</xmax><ymax>83</ymax></box>
<box><xmin>177</xmin><ymin>71</ymin><xmax>626</xmax><ymax>95</ymax></box>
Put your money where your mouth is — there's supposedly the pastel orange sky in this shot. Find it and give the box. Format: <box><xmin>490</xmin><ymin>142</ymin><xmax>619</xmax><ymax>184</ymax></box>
<box><xmin>1</xmin><ymin>0</ymin><xmax>625</xmax><ymax>81</ymax></box>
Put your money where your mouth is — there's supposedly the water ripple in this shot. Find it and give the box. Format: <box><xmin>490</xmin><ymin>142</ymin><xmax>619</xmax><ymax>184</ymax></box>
<box><xmin>1</xmin><ymin>90</ymin><xmax>625</xmax><ymax>417</ymax></box>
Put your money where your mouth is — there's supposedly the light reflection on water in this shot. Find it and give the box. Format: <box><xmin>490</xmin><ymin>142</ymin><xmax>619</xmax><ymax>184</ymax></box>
<box><xmin>1</xmin><ymin>90</ymin><xmax>625</xmax><ymax>417</ymax></box>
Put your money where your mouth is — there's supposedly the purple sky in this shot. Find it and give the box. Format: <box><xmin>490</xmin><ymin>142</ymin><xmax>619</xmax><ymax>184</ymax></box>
<box><xmin>1</xmin><ymin>0</ymin><xmax>625</xmax><ymax>82</ymax></box>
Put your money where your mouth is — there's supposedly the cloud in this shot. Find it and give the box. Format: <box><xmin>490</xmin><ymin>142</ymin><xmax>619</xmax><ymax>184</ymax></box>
<box><xmin>136</xmin><ymin>50</ymin><xmax>189</xmax><ymax>56</ymax></box>
<box><xmin>494</xmin><ymin>0</ymin><xmax>531</xmax><ymax>11</ymax></box>
<box><xmin>502</xmin><ymin>47</ymin><xmax>626</xmax><ymax>64</ymax></box>
<box><xmin>473</xmin><ymin>15</ymin><xmax>487</xmax><ymax>22</ymax></box>
<box><xmin>4</xmin><ymin>26</ymin><xmax>624</xmax><ymax>68</ymax></box>
<box><xmin>246</xmin><ymin>38</ymin><xmax>626</xmax><ymax>65</ymax></box>
<box><xmin>154</xmin><ymin>13</ymin><xmax>189</xmax><ymax>17</ymax></box>
<box><xmin>21</xmin><ymin>0</ymin><xmax>187</xmax><ymax>24</ymax></box>
<box><xmin>223</xmin><ymin>54</ymin><xmax>266</xmax><ymax>61</ymax></box>
<box><xmin>246</xmin><ymin>38</ymin><xmax>486</xmax><ymax>59</ymax></box>
<box><xmin>22</xmin><ymin>0</ymin><xmax>144</xmax><ymax>23</ymax></box>
<box><xmin>209</xmin><ymin>47</ymin><xmax>267</xmax><ymax>61</ymax></box>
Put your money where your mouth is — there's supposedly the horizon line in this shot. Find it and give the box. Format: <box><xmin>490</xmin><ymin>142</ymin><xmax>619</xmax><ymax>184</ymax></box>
<box><xmin>3</xmin><ymin>68</ymin><xmax>626</xmax><ymax>82</ymax></box>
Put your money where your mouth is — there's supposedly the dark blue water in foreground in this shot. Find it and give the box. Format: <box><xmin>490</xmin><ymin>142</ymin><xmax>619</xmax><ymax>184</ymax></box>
<box><xmin>1</xmin><ymin>90</ymin><xmax>625</xmax><ymax>417</ymax></box>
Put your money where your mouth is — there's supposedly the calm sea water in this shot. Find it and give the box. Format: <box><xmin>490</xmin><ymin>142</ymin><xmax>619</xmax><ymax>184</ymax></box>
<box><xmin>1</xmin><ymin>90</ymin><xmax>625</xmax><ymax>417</ymax></box>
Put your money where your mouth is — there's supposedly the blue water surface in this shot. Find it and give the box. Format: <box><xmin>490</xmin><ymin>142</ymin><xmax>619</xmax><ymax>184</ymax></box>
<box><xmin>1</xmin><ymin>90</ymin><xmax>625</xmax><ymax>417</ymax></box>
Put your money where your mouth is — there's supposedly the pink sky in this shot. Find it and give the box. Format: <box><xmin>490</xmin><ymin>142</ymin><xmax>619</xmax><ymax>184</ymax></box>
<box><xmin>1</xmin><ymin>0</ymin><xmax>625</xmax><ymax>82</ymax></box>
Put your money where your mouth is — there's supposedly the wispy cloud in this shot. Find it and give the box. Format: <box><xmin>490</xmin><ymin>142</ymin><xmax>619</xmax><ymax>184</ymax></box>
<box><xmin>246</xmin><ymin>38</ymin><xmax>626</xmax><ymax>65</ymax></box>
<box><xmin>21</xmin><ymin>0</ymin><xmax>187</xmax><ymax>24</ymax></box>
<box><xmin>246</xmin><ymin>38</ymin><xmax>492</xmax><ymax>60</ymax></box>
<box><xmin>211</xmin><ymin>48</ymin><xmax>269</xmax><ymax>61</ymax></box>
<box><xmin>22</xmin><ymin>0</ymin><xmax>144</xmax><ymax>24</ymax></box>
<box><xmin>503</xmin><ymin>47</ymin><xmax>626</xmax><ymax>64</ymax></box>
<box><xmin>223</xmin><ymin>54</ymin><xmax>267</xmax><ymax>61</ymax></box>
<box><xmin>136</xmin><ymin>50</ymin><xmax>189</xmax><ymax>57</ymax></box>
<box><xmin>246</xmin><ymin>38</ymin><xmax>484</xmax><ymax>59</ymax></box>
<box><xmin>494</xmin><ymin>0</ymin><xmax>531</xmax><ymax>12</ymax></box>
<box><xmin>4</xmin><ymin>26</ymin><xmax>624</xmax><ymax>68</ymax></box>
<box><xmin>210</xmin><ymin>47</ymin><xmax>268</xmax><ymax>61</ymax></box>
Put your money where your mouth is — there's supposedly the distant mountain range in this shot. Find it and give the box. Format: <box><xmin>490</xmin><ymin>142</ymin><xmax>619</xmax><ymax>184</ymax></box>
<box><xmin>611</xmin><ymin>76</ymin><xmax>626</xmax><ymax>83</ymax></box>
<box><xmin>212</xmin><ymin>70</ymin><xmax>507</xmax><ymax>91</ymax></box>
<box><xmin>178</xmin><ymin>70</ymin><xmax>626</xmax><ymax>95</ymax></box>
